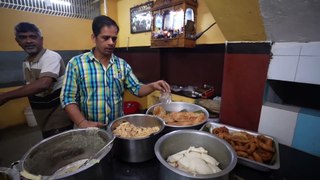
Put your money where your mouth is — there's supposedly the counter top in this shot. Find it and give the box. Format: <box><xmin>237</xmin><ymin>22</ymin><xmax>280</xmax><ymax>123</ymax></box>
<box><xmin>106</xmin><ymin>143</ymin><xmax>319</xmax><ymax>180</ymax></box>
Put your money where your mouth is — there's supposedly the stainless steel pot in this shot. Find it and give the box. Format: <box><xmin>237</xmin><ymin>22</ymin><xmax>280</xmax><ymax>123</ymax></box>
<box><xmin>0</xmin><ymin>167</ymin><xmax>20</xmax><ymax>180</ymax></box>
<box><xmin>146</xmin><ymin>102</ymin><xmax>209</xmax><ymax>134</ymax></box>
<box><xmin>19</xmin><ymin>128</ymin><xmax>114</xmax><ymax>180</ymax></box>
<box><xmin>154</xmin><ymin>130</ymin><xmax>237</xmax><ymax>180</ymax></box>
<box><xmin>109</xmin><ymin>114</ymin><xmax>165</xmax><ymax>163</ymax></box>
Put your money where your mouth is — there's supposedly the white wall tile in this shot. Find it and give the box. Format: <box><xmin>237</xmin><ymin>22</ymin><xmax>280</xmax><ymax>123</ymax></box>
<box><xmin>300</xmin><ymin>42</ymin><xmax>320</xmax><ymax>56</ymax></box>
<box><xmin>258</xmin><ymin>103</ymin><xmax>299</xmax><ymax>146</ymax></box>
<box><xmin>272</xmin><ymin>42</ymin><xmax>301</xmax><ymax>55</ymax></box>
<box><xmin>268</xmin><ymin>55</ymin><xmax>299</xmax><ymax>81</ymax></box>
<box><xmin>295</xmin><ymin>56</ymin><xmax>320</xmax><ymax>85</ymax></box>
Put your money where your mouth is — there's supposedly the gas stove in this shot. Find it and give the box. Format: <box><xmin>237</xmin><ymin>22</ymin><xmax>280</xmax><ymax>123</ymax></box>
<box><xmin>171</xmin><ymin>84</ymin><xmax>214</xmax><ymax>99</ymax></box>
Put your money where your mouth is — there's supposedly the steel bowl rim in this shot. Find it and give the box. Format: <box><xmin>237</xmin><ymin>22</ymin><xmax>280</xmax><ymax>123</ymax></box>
<box><xmin>154</xmin><ymin>129</ymin><xmax>237</xmax><ymax>178</ymax></box>
<box><xmin>146</xmin><ymin>102</ymin><xmax>210</xmax><ymax>128</ymax></box>
<box><xmin>109</xmin><ymin>114</ymin><xmax>165</xmax><ymax>140</ymax></box>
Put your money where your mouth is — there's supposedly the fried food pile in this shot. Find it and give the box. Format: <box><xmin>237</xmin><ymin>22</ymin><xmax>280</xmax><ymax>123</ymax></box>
<box><xmin>113</xmin><ymin>121</ymin><xmax>160</xmax><ymax>138</ymax></box>
<box><xmin>167</xmin><ymin>146</ymin><xmax>221</xmax><ymax>175</ymax></box>
<box><xmin>153</xmin><ymin>106</ymin><xmax>206</xmax><ymax>126</ymax></box>
<box><xmin>212</xmin><ymin>126</ymin><xmax>275</xmax><ymax>164</ymax></box>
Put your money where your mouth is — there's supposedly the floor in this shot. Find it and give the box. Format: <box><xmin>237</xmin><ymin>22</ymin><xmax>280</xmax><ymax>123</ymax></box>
<box><xmin>0</xmin><ymin>124</ymin><xmax>42</xmax><ymax>167</ymax></box>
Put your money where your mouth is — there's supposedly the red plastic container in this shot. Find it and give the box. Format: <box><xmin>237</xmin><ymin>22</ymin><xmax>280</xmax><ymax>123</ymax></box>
<box><xmin>123</xmin><ymin>101</ymin><xmax>140</xmax><ymax>115</ymax></box>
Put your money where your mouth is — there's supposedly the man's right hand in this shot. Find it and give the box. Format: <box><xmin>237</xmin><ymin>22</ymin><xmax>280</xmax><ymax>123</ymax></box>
<box><xmin>77</xmin><ymin>119</ymin><xmax>106</xmax><ymax>128</ymax></box>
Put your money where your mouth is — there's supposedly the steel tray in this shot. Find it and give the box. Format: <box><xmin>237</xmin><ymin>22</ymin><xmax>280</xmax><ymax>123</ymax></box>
<box><xmin>200</xmin><ymin>122</ymin><xmax>280</xmax><ymax>171</ymax></box>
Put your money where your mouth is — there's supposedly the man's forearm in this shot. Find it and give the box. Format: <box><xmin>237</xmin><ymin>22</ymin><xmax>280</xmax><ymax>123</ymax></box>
<box><xmin>64</xmin><ymin>104</ymin><xmax>86</xmax><ymax>126</ymax></box>
<box><xmin>138</xmin><ymin>83</ymin><xmax>155</xmax><ymax>97</ymax></box>
<box><xmin>1</xmin><ymin>77</ymin><xmax>52</xmax><ymax>102</ymax></box>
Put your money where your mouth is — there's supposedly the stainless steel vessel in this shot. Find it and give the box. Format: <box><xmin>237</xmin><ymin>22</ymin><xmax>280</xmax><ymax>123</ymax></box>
<box><xmin>0</xmin><ymin>167</ymin><xmax>20</xmax><ymax>180</ymax></box>
<box><xmin>19</xmin><ymin>128</ymin><xmax>114</xmax><ymax>180</ymax></box>
<box><xmin>146</xmin><ymin>102</ymin><xmax>209</xmax><ymax>133</ymax></box>
<box><xmin>201</xmin><ymin>122</ymin><xmax>280</xmax><ymax>171</ymax></box>
<box><xmin>109</xmin><ymin>114</ymin><xmax>165</xmax><ymax>163</ymax></box>
<box><xmin>154</xmin><ymin>130</ymin><xmax>237</xmax><ymax>180</ymax></box>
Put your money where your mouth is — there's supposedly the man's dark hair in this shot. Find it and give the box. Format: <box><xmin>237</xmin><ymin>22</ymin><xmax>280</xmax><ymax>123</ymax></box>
<box><xmin>92</xmin><ymin>15</ymin><xmax>119</xmax><ymax>37</ymax></box>
<box><xmin>14</xmin><ymin>22</ymin><xmax>42</xmax><ymax>37</ymax></box>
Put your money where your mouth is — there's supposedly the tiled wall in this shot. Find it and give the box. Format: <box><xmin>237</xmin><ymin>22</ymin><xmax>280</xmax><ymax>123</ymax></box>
<box><xmin>268</xmin><ymin>42</ymin><xmax>320</xmax><ymax>85</ymax></box>
<box><xmin>259</xmin><ymin>42</ymin><xmax>320</xmax><ymax>157</ymax></box>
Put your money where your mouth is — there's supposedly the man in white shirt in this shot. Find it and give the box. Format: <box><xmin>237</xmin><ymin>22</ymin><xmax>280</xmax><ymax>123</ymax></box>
<box><xmin>0</xmin><ymin>22</ymin><xmax>73</xmax><ymax>138</ymax></box>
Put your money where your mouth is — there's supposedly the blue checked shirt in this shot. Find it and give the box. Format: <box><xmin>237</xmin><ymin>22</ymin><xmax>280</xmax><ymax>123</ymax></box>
<box><xmin>60</xmin><ymin>51</ymin><xmax>141</xmax><ymax>124</ymax></box>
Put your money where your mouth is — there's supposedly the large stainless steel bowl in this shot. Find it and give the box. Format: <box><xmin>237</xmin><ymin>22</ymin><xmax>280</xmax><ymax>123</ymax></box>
<box><xmin>109</xmin><ymin>114</ymin><xmax>165</xmax><ymax>163</ymax></box>
<box><xmin>155</xmin><ymin>130</ymin><xmax>237</xmax><ymax>180</ymax></box>
<box><xmin>146</xmin><ymin>102</ymin><xmax>209</xmax><ymax>133</ymax></box>
<box><xmin>19</xmin><ymin>128</ymin><xmax>114</xmax><ymax>180</ymax></box>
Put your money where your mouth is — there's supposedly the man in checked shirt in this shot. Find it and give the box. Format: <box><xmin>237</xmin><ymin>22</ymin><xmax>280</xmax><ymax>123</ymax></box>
<box><xmin>60</xmin><ymin>15</ymin><xmax>171</xmax><ymax>128</ymax></box>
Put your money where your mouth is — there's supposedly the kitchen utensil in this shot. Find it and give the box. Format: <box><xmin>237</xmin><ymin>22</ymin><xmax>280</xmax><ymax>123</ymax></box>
<box><xmin>154</xmin><ymin>130</ymin><xmax>237</xmax><ymax>179</ymax></box>
<box><xmin>19</xmin><ymin>128</ymin><xmax>114</xmax><ymax>180</ymax></box>
<box><xmin>200</xmin><ymin>122</ymin><xmax>280</xmax><ymax>171</ymax></box>
<box><xmin>109</xmin><ymin>114</ymin><xmax>165</xmax><ymax>163</ymax></box>
<box><xmin>146</xmin><ymin>102</ymin><xmax>209</xmax><ymax>134</ymax></box>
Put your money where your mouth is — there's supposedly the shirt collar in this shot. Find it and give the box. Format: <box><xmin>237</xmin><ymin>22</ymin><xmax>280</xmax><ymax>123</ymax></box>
<box><xmin>26</xmin><ymin>48</ymin><xmax>46</xmax><ymax>63</ymax></box>
<box><xmin>89</xmin><ymin>48</ymin><xmax>115</xmax><ymax>64</ymax></box>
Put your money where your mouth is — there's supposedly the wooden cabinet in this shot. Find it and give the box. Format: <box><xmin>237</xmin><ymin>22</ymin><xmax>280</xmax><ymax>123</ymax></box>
<box><xmin>150</xmin><ymin>0</ymin><xmax>198</xmax><ymax>48</ymax></box>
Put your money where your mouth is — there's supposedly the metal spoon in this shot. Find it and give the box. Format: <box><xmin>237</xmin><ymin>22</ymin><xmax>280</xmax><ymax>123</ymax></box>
<box><xmin>49</xmin><ymin>137</ymin><xmax>114</xmax><ymax>179</ymax></box>
<box><xmin>77</xmin><ymin>137</ymin><xmax>114</xmax><ymax>169</ymax></box>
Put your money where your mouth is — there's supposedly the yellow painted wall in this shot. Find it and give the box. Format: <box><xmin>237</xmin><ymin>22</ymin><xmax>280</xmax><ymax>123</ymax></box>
<box><xmin>115</xmin><ymin>0</ymin><xmax>225</xmax><ymax>47</ymax></box>
<box><xmin>104</xmin><ymin>0</ymin><xmax>118</xmax><ymax>22</ymax></box>
<box><xmin>0</xmin><ymin>8</ymin><xmax>93</xmax><ymax>51</ymax></box>
<box><xmin>0</xmin><ymin>7</ymin><xmax>94</xmax><ymax>128</ymax></box>
<box><xmin>205</xmin><ymin>0</ymin><xmax>266</xmax><ymax>41</ymax></box>
<box><xmin>0</xmin><ymin>87</ymin><xmax>30</xmax><ymax>129</ymax></box>
<box><xmin>196</xmin><ymin>0</ymin><xmax>225</xmax><ymax>44</ymax></box>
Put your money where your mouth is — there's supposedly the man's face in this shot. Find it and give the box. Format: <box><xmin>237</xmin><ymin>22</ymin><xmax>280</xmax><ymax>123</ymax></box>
<box><xmin>93</xmin><ymin>25</ymin><xmax>118</xmax><ymax>56</ymax></box>
<box><xmin>15</xmin><ymin>32</ymin><xmax>43</xmax><ymax>56</ymax></box>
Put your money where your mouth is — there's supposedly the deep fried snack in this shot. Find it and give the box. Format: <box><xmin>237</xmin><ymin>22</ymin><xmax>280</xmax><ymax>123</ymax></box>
<box><xmin>211</xmin><ymin>126</ymin><xmax>275</xmax><ymax>164</ymax></box>
<box><xmin>257</xmin><ymin>135</ymin><xmax>274</xmax><ymax>152</ymax></box>
<box><xmin>245</xmin><ymin>143</ymin><xmax>257</xmax><ymax>154</ymax></box>
<box><xmin>153</xmin><ymin>106</ymin><xmax>206</xmax><ymax>126</ymax></box>
<box><xmin>253</xmin><ymin>151</ymin><xmax>263</xmax><ymax>163</ymax></box>
<box><xmin>256</xmin><ymin>148</ymin><xmax>274</xmax><ymax>162</ymax></box>
<box><xmin>234</xmin><ymin>145</ymin><xmax>247</xmax><ymax>152</ymax></box>
<box><xmin>236</xmin><ymin>151</ymin><xmax>249</xmax><ymax>158</ymax></box>
<box><xmin>213</xmin><ymin>126</ymin><xmax>229</xmax><ymax>135</ymax></box>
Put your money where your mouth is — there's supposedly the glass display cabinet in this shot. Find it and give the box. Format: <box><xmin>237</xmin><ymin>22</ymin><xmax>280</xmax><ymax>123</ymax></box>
<box><xmin>151</xmin><ymin>0</ymin><xmax>198</xmax><ymax>48</ymax></box>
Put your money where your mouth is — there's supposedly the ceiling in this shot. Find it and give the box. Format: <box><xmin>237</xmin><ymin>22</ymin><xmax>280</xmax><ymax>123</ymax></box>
<box><xmin>205</xmin><ymin>0</ymin><xmax>320</xmax><ymax>42</ymax></box>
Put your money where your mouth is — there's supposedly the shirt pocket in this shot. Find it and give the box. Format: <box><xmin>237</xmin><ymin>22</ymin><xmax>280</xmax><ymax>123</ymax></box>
<box><xmin>112</xmin><ymin>73</ymin><xmax>125</xmax><ymax>92</ymax></box>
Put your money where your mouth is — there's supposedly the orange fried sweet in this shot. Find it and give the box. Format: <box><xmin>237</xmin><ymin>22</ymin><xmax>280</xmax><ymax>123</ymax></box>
<box><xmin>211</xmin><ymin>126</ymin><xmax>275</xmax><ymax>164</ymax></box>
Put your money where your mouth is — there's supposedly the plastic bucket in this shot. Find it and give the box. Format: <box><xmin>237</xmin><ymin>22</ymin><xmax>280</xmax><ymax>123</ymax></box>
<box><xmin>123</xmin><ymin>101</ymin><xmax>140</xmax><ymax>115</ymax></box>
<box><xmin>24</xmin><ymin>106</ymin><xmax>37</xmax><ymax>127</ymax></box>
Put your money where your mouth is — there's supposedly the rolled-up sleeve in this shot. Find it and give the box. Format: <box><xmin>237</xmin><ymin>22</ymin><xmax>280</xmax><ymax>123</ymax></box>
<box><xmin>60</xmin><ymin>59</ymin><xmax>78</xmax><ymax>108</ymax></box>
<box><xmin>124</xmin><ymin>63</ymin><xmax>141</xmax><ymax>96</ymax></box>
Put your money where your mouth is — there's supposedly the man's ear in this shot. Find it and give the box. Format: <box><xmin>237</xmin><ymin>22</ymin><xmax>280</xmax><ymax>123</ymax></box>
<box><xmin>91</xmin><ymin>34</ymin><xmax>96</xmax><ymax>43</ymax></box>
